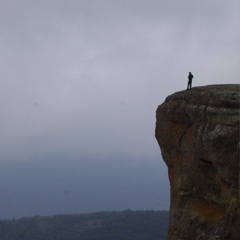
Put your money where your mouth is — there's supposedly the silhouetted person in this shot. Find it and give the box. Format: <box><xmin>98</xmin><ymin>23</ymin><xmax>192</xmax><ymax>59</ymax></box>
<box><xmin>187</xmin><ymin>72</ymin><xmax>194</xmax><ymax>90</ymax></box>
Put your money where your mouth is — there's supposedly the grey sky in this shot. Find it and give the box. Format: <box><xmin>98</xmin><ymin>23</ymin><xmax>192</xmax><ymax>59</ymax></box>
<box><xmin>0</xmin><ymin>0</ymin><xmax>239</xmax><ymax>218</ymax></box>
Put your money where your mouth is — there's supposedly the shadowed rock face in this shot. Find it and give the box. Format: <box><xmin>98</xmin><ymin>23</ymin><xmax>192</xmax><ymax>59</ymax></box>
<box><xmin>155</xmin><ymin>85</ymin><xmax>240</xmax><ymax>240</ymax></box>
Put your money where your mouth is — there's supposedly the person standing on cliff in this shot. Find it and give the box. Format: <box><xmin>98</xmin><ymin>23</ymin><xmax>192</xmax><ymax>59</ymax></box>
<box><xmin>187</xmin><ymin>72</ymin><xmax>194</xmax><ymax>90</ymax></box>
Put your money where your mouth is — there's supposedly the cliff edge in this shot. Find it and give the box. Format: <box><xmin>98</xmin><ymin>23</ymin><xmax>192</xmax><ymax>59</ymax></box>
<box><xmin>155</xmin><ymin>84</ymin><xmax>240</xmax><ymax>240</ymax></box>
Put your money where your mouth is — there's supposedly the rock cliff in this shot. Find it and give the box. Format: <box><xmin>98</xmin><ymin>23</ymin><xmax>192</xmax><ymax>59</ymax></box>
<box><xmin>155</xmin><ymin>84</ymin><xmax>240</xmax><ymax>240</ymax></box>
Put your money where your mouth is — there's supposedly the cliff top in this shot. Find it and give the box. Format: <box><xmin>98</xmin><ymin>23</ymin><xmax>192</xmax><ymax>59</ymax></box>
<box><xmin>165</xmin><ymin>84</ymin><xmax>240</xmax><ymax>109</ymax></box>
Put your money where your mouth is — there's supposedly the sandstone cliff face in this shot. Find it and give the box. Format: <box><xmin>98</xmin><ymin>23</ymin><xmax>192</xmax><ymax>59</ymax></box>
<box><xmin>155</xmin><ymin>85</ymin><xmax>240</xmax><ymax>240</ymax></box>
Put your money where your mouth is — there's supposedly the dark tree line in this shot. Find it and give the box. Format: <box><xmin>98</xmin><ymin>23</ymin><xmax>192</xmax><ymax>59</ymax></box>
<box><xmin>0</xmin><ymin>210</ymin><xmax>169</xmax><ymax>240</ymax></box>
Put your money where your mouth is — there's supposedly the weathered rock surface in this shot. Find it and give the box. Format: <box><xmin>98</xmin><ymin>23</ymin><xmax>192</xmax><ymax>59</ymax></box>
<box><xmin>155</xmin><ymin>85</ymin><xmax>240</xmax><ymax>240</ymax></box>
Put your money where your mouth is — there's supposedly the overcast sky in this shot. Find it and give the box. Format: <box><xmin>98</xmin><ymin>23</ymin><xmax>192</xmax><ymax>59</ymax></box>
<box><xmin>0</xmin><ymin>0</ymin><xmax>239</xmax><ymax>218</ymax></box>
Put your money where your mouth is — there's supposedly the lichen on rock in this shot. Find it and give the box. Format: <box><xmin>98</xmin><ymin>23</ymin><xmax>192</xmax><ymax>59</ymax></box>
<box><xmin>155</xmin><ymin>84</ymin><xmax>240</xmax><ymax>240</ymax></box>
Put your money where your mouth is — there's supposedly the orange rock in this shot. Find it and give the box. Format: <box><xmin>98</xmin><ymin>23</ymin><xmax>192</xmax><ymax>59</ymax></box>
<box><xmin>155</xmin><ymin>84</ymin><xmax>240</xmax><ymax>240</ymax></box>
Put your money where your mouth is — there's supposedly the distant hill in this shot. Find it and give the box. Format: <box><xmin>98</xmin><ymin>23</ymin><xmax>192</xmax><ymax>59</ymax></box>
<box><xmin>0</xmin><ymin>210</ymin><xmax>169</xmax><ymax>240</ymax></box>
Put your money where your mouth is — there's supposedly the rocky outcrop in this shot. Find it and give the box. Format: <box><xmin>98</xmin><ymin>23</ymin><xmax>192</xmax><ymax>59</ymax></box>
<box><xmin>155</xmin><ymin>85</ymin><xmax>240</xmax><ymax>240</ymax></box>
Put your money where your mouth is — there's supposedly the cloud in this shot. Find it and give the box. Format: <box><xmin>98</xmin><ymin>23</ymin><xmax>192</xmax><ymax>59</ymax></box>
<box><xmin>0</xmin><ymin>0</ymin><xmax>239</xmax><ymax>218</ymax></box>
<box><xmin>0</xmin><ymin>156</ymin><xmax>169</xmax><ymax>219</ymax></box>
<box><xmin>0</xmin><ymin>0</ymin><xmax>239</xmax><ymax>159</ymax></box>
